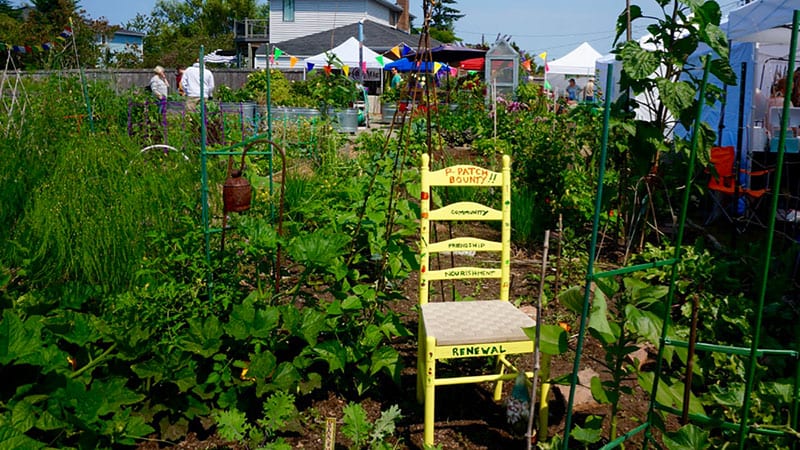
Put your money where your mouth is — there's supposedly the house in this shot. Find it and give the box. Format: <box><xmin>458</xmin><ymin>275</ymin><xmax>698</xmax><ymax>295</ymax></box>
<box><xmin>96</xmin><ymin>28</ymin><xmax>144</xmax><ymax>65</ymax></box>
<box><xmin>269</xmin><ymin>0</ymin><xmax>411</xmax><ymax>44</ymax></box>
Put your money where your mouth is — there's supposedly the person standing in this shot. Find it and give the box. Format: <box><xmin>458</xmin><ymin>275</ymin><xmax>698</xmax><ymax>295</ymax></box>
<box><xmin>181</xmin><ymin>59</ymin><xmax>215</xmax><ymax>112</ymax></box>
<box><xmin>390</xmin><ymin>67</ymin><xmax>402</xmax><ymax>89</ymax></box>
<box><xmin>566</xmin><ymin>78</ymin><xmax>578</xmax><ymax>102</ymax></box>
<box><xmin>583</xmin><ymin>78</ymin><xmax>595</xmax><ymax>102</ymax></box>
<box><xmin>149</xmin><ymin>66</ymin><xmax>169</xmax><ymax>100</ymax></box>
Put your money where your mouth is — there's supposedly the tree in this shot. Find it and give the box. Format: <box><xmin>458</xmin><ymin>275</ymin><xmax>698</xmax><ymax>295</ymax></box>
<box><xmin>126</xmin><ymin>0</ymin><xmax>268</xmax><ymax>68</ymax></box>
<box><xmin>428</xmin><ymin>0</ymin><xmax>463</xmax><ymax>43</ymax></box>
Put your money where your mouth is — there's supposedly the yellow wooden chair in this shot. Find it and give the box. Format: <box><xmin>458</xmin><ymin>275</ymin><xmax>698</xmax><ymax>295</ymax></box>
<box><xmin>416</xmin><ymin>153</ymin><xmax>536</xmax><ymax>446</ymax></box>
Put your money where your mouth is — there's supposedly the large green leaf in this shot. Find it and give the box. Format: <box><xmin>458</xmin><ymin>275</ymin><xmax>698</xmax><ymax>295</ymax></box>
<box><xmin>620</xmin><ymin>41</ymin><xmax>660</xmax><ymax>80</ymax></box>
<box><xmin>663</xmin><ymin>423</ymin><xmax>710</xmax><ymax>450</ymax></box>
<box><xmin>247</xmin><ymin>350</ymin><xmax>278</xmax><ymax>379</ymax></box>
<box><xmin>624</xmin><ymin>305</ymin><xmax>662</xmax><ymax>345</ymax></box>
<box><xmin>710</xmin><ymin>57</ymin><xmax>737</xmax><ymax>86</ymax></box>
<box><xmin>313</xmin><ymin>340</ymin><xmax>348</xmax><ymax>373</ymax></box>
<box><xmin>656</xmin><ymin>79</ymin><xmax>697</xmax><ymax>120</ymax></box>
<box><xmin>700</xmin><ymin>24</ymin><xmax>728</xmax><ymax>61</ymax></box>
<box><xmin>0</xmin><ymin>310</ymin><xmax>44</xmax><ymax>365</ymax></box>
<box><xmin>0</xmin><ymin>423</ymin><xmax>45</xmax><ymax>449</ymax></box>
<box><xmin>180</xmin><ymin>316</ymin><xmax>223</xmax><ymax>357</ymax></box>
<box><xmin>571</xmin><ymin>415</ymin><xmax>603</xmax><ymax>444</ymax></box>
<box><xmin>558</xmin><ymin>285</ymin><xmax>584</xmax><ymax>314</ymax></box>
<box><xmin>522</xmin><ymin>324</ymin><xmax>568</xmax><ymax>356</ymax></box>
<box><xmin>369</xmin><ymin>345</ymin><xmax>400</xmax><ymax>381</ymax></box>
<box><xmin>299</xmin><ymin>308</ymin><xmax>328</xmax><ymax>346</ymax></box>
<box><xmin>639</xmin><ymin>372</ymin><xmax>705</xmax><ymax>416</ymax></box>
<box><xmin>589</xmin><ymin>289</ymin><xmax>617</xmax><ymax>345</ymax></box>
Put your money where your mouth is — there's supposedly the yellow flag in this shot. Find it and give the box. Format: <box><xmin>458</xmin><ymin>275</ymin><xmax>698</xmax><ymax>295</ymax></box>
<box><xmin>433</xmin><ymin>62</ymin><xmax>442</xmax><ymax>73</ymax></box>
<box><xmin>343</xmin><ymin>65</ymin><xmax>350</xmax><ymax>76</ymax></box>
<box><xmin>391</xmin><ymin>46</ymin><xmax>401</xmax><ymax>58</ymax></box>
<box><xmin>539</xmin><ymin>51</ymin><xmax>547</xmax><ymax>60</ymax></box>
<box><xmin>289</xmin><ymin>56</ymin><xmax>298</xmax><ymax>68</ymax></box>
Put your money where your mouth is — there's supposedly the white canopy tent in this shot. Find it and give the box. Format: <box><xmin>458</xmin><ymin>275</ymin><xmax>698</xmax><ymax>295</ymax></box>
<box><xmin>303</xmin><ymin>37</ymin><xmax>391</xmax><ymax>70</ymax></box>
<box><xmin>548</xmin><ymin>42</ymin><xmax>602</xmax><ymax>75</ymax></box>
<box><xmin>547</xmin><ymin>42</ymin><xmax>602</xmax><ymax>95</ymax></box>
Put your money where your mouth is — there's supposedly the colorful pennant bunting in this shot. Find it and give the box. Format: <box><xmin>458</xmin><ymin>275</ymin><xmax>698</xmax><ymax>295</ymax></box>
<box><xmin>306</xmin><ymin>62</ymin><xmax>315</xmax><ymax>71</ymax></box>
<box><xmin>376</xmin><ymin>55</ymin><xmax>385</xmax><ymax>66</ymax></box>
<box><xmin>289</xmin><ymin>55</ymin><xmax>298</xmax><ymax>68</ymax></box>
<box><xmin>401</xmin><ymin>44</ymin><xmax>412</xmax><ymax>57</ymax></box>
<box><xmin>390</xmin><ymin>46</ymin><xmax>401</xmax><ymax>58</ymax></box>
<box><xmin>343</xmin><ymin>65</ymin><xmax>350</xmax><ymax>76</ymax></box>
<box><xmin>538</xmin><ymin>51</ymin><xmax>547</xmax><ymax>60</ymax></box>
<box><xmin>521</xmin><ymin>60</ymin><xmax>531</xmax><ymax>71</ymax></box>
<box><xmin>273</xmin><ymin>47</ymin><xmax>283</xmax><ymax>59</ymax></box>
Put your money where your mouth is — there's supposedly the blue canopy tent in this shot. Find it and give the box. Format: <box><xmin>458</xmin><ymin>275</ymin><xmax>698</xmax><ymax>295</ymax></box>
<box><xmin>383</xmin><ymin>58</ymin><xmax>451</xmax><ymax>73</ymax></box>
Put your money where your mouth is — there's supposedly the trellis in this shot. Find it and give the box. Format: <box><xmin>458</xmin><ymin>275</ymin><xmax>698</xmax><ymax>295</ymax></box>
<box><xmin>562</xmin><ymin>11</ymin><xmax>800</xmax><ymax>450</ymax></box>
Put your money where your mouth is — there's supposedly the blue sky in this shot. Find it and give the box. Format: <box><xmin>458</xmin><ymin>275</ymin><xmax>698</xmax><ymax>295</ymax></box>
<box><xmin>16</xmin><ymin>0</ymin><xmax>738</xmax><ymax>58</ymax></box>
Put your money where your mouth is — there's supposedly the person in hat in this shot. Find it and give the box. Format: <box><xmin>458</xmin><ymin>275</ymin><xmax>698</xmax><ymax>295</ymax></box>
<box><xmin>149</xmin><ymin>65</ymin><xmax>169</xmax><ymax>100</ymax></box>
<box><xmin>583</xmin><ymin>77</ymin><xmax>595</xmax><ymax>102</ymax></box>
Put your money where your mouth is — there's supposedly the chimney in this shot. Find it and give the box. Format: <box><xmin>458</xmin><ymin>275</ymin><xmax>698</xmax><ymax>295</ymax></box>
<box><xmin>396</xmin><ymin>0</ymin><xmax>410</xmax><ymax>32</ymax></box>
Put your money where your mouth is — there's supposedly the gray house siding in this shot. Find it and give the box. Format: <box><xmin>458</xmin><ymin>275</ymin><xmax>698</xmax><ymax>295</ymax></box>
<box><xmin>270</xmin><ymin>0</ymin><xmax>393</xmax><ymax>43</ymax></box>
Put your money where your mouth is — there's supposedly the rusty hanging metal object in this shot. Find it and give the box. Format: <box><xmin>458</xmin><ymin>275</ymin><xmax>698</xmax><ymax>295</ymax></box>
<box><xmin>223</xmin><ymin>146</ymin><xmax>252</xmax><ymax>213</ymax></box>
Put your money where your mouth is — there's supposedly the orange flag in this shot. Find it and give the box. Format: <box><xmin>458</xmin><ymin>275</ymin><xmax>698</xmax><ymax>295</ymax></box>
<box><xmin>521</xmin><ymin>60</ymin><xmax>531</xmax><ymax>71</ymax></box>
<box><xmin>323</xmin><ymin>65</ymin><xmax>332</xmax><ymax>75</ymax></box>
<box><xmin>289</xmin><ymin>56</ymin><xmax>298</xmax><ymax>68</ymax></box>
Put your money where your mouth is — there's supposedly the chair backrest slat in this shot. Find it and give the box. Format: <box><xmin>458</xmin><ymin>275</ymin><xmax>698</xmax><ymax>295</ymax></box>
<box><xmin>419</xmin><ymin>153</ymin><xmax>512</xmax><ymax>305</ymax></box>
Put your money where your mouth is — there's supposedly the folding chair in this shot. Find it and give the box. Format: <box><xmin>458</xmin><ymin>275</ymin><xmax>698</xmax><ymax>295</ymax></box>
<box><xmin>706</xmin><ymin>146</ymin><xmax>772</xmax><ymax>228</ymax></box>
<box><xmin>416</xmin><ymin>153</ymin><xmax>536</xmax><ymax>446</ymax></box>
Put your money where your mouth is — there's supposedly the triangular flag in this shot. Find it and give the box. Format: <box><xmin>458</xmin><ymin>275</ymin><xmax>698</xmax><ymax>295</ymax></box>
<box><xmin>361</xmin><ymin>61</ymin><xmax>367</xmax><ymax>72</ymax></box>
<box><xmin>539</xmin><ymin>51</ymin><xmax>547</xmax><ymax>60</ymax></box>
<box><xmin>521</xmin><ymin>60</ymin><xmax>531</xmax><ymax>71</ymax></box>
<box><xmin>343</xmin><ymin>65</ymin><xmax>350</xmax><ymax>76</ymax></box>
<box><xmin>324</xmin><ymin>65</ymin><xmax>332</xmax><ymax>75</ymax></box>
<box><xmin>390</xmin><ymin>46</ymin><xmax>400</xmax><ymax>58</ymax></box>
<box><xmin>401</xmin><ymin>44</ymin><xmax>412</xmax><ymax>56</ymax></box>
<box><xmin>269</xmin><ymin>54</ymin><xmax>274</xmax><ymax>64</ymax></box>
<box><xmin>306</xmin><ymin>62</ymin><xmax>315</xmax><ymax>71</ymax></box>
<box><xmin>433</xmin><ymin>62</ymin><xmax>442</xmax><ymax>73</ymax></box>
<box><xmin>450</xmin><ymin>67</ymin><xmax>458</xmax><ymax>76</ymax></box>
<box><xmin>468</xmin><ymin>70</ymin><xmax>477</xmax><ymax>75</ymax></box>
<box><xmin>290</xmin><ymin>56</ymin><xmax>298</xmax><ymax>68</ymax></box>
<box><xmin>376</xmin><ymin>55</ymin><xmax>384</xmax><ymax>66</ymax></box>
<box><xmin>274</xmin><ymin>47</ymin><xmax>283</xmax><ymax>59</ymax></box>
<box><xmin>545</xmin><ymin>63</ymin><xmax>549</xmax><ymax>73</ymax></box>
<box><xmin>544</xmin><ymin>80</ymin><xmax>552</xmax><ymax>90</ymax></box>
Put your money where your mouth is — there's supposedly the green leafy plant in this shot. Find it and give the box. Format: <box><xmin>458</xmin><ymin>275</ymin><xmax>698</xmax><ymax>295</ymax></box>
<box><xmin>340</xmin><ymin>402</ymin><xmax>402</xmax><ymax>450</ymax></box>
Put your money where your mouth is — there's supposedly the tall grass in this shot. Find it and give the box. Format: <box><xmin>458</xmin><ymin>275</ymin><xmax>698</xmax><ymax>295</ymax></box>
<box><xmin>1</xmin><ymin>75</ymin><xmax>200</xmax><ymax>291</ymax></box>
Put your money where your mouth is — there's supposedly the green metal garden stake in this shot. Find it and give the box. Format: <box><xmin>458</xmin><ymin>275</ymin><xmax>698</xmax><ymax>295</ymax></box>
<box><xmin>562</xmin><ymin>57</ymin><xmax>616</xmax><ymax>450</ymax></box>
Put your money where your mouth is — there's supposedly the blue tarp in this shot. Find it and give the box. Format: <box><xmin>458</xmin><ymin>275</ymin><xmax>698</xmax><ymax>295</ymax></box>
<box><xmin>383</xmin><ymin>58</ymin><xmax>451</xmax><ymax>73</ymax></box>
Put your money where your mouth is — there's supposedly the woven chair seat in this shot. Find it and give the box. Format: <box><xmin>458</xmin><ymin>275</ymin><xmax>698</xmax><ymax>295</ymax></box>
<box><xmin>422</xmin><ymin>300</ymin><xmax>536</xmax><ymax>346</ymax></box>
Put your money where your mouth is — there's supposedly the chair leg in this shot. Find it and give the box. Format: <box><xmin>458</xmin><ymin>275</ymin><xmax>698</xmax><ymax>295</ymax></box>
<box><xmin>538</xmin><ymin>354</ymin><xmax>552</xmax><ymax>441</ymax></box>
<box><xmin>416</xmin><ymin>323</ymin><xmax>425</xmax><ymax>405</ymax></box>
<box><xmin>424</xmin><ymin>336</ymin><xmax>436</xmax><ymax>447</ymax></box>
<box><xmin>494</xmin><ymin>356</ymin><xmax>507</xmax><ymax>402</ymax></box>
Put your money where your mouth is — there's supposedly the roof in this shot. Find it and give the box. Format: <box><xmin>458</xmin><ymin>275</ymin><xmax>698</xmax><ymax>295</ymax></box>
<box><xmin>113</xmin><ymin>28</ymin><xmax>145</xmax><ymax>37</ymax></box>
<box><xmin>259</xmin><ymin>19</ymin><xmax>439</xmax><ymax>58</ymax></box>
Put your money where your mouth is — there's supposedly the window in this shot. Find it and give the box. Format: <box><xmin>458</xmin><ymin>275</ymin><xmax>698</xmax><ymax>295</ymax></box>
<box><xmin>283</xmin><ymin>0</ymin><xmax>295</xmax><ymax>22</ymax></box>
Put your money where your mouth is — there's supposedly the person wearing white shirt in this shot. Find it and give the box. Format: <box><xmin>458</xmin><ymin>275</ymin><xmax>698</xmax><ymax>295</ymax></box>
<box><xmin>181</xmin><ymin>59</ymin><xmax>215</xmax><ymax>112</ymax></box>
